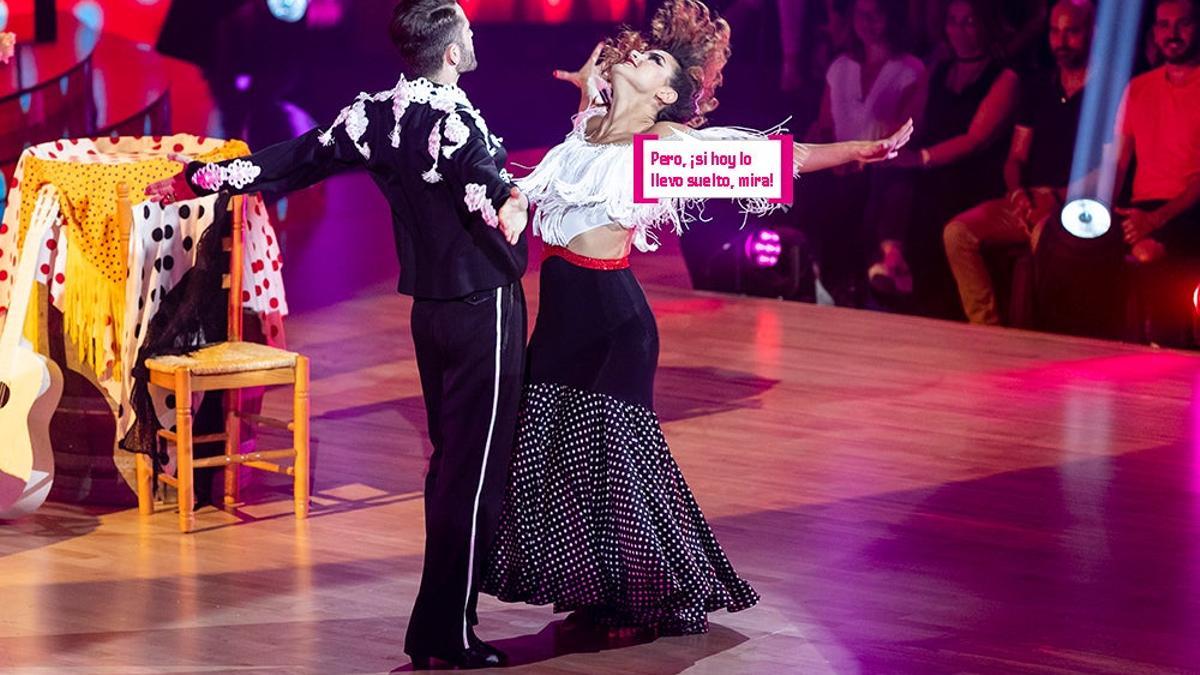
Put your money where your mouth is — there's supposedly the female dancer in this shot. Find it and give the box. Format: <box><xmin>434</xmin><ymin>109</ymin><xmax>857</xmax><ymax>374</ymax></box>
<box><xmin>481</xmin><ymin>0</ymin><xmax>912</xmax><ymax>637</ymax></box>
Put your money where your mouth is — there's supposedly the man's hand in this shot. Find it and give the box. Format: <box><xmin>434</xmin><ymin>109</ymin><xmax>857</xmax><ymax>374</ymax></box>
<box><xmin>497</xmin><ymin>186</ymin><xmax>528</xmax><ymax>246</ymax></box>
<box><xmin>144</xmin><ymin>154</ymin><xmax>197</xmax><ymax>204</ymax></box>
<box><xmin>1115</xmin><ymin>206</ymin><xmax>1164</xmax><ymax>244</ymax></box>
<box><xmin>1008</xmin><ymin>188</ymin><xmax>1034</xmax><ymax>219</ymax></box>
<box><xmin>1012</xmin><ymin>188</ymin><xmax>1062</xmax><ymax>232</ymax></box>
<box><xmin>1130</xmin><ymin>237</ymin><xmax>1167</xmax><ymax>264</ymax></box>
<box><xmin>856</xmin><ymin>118</ymin><xmax>915</xmax><ymax>163</ymax></box>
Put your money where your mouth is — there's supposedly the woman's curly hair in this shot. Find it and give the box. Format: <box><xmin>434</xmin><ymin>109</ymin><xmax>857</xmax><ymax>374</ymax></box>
<box><xmin>599</xmin><ymin>0</ymin><xmax>732</xmax><ymax>128</ymax></box>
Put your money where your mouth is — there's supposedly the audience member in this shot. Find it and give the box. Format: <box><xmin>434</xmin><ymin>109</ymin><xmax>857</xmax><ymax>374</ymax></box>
<box><xmin>804</xmin><ymin>0</ymin><xmax>924</xmax><ymax>305</ymax></box>
<box><xmin>942</xmin><ymin>0</ymin><xmax>1093</xmax><ymax>325</ymax></box>
<box><xmin>1111</xmin><ymin>0</ymin><xmax>1200</xmax><ymax>343</ymax></box>
<box><xmin>885</xmin><ymin>0</ymin><xmax>1018</xmax><ymax>314</ymax></box>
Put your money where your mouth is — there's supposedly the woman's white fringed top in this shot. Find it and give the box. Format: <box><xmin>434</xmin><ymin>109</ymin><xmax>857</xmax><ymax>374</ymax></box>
<box><xmin>516</xmin><ymin>106</ymin><xmax>810</xmax><ymax>253</ymax></box>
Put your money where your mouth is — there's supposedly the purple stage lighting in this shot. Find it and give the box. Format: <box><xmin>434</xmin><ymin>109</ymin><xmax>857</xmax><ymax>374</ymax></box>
<box><xmin>745</xmin><ymin>229</ymin><xmax>782</xmax><ymax>268</ymax></box>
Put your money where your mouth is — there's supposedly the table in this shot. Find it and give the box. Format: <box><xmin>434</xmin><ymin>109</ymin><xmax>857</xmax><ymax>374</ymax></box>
<box><xmin>0</xmin><ymin>134</ymin><xmax>288</xmax><ymax>501</ymax></box>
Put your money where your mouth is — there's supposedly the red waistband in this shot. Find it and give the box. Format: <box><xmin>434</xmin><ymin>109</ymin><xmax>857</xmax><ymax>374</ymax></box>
<box><xmin>543</xmin><ymin>245</ymin><xmax>630</xmax><ymax>271</ymax></box>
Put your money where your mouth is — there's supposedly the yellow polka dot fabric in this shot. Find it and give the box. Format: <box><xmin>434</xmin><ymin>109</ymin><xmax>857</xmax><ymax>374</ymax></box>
<box><xmin>0</xmin><ymin>134</ymin><xmax>250</xmax><ymax>378</ymax></box>
<box><xmin>12</xmin><ymin>135</ymin><xmax>249</xmax><ymax>283</ymax></box>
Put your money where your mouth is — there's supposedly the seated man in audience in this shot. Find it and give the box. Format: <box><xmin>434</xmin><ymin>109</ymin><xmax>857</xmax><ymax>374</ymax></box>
<box><xmin>1109</xmin><ymin>0</ymin><xmax>1200</xmax><ymax>344</ymax></box>
<box><xmin>942</xmin><ymin>0</ymin><xmax>1093</xmax><ymax>325</ymax></box>
<box><xmin>1112</xmin><ymin>0</ymin><xmax>1200</xmax><ymax>267</ymax></box>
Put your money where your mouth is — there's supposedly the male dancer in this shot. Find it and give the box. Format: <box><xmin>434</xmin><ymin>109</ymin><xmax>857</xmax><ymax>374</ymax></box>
<box><xmin>147</xmin><ymin>1</ymin><xmax>527</xmax><ymax>668</ymax></box>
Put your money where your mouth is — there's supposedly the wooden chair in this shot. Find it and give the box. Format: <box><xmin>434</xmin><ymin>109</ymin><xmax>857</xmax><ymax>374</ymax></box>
<box><xmin>117</xmin><ymin>184</ymin><xmax>310</xmax><ymax>533</ymax></box>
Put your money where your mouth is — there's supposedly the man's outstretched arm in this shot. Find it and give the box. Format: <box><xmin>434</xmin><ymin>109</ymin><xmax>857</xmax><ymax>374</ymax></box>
<box><xmin>147</xmin><ymin>96</ymin><xmax>372</xmax><ymax>202</ymax></box>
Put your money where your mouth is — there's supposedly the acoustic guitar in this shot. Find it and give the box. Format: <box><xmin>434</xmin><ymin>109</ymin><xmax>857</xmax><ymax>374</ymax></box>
<box><xmin>0</xmin><ymin>185</ymin><xmax>64</xmax><ymax>519</ymax></box>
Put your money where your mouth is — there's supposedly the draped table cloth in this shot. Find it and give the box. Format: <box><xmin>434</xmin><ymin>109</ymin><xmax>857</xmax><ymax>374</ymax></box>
<box><xmin>0</xmin><ymin>134</ymin><xmax>289</xmax><ymax>491</ymax></box>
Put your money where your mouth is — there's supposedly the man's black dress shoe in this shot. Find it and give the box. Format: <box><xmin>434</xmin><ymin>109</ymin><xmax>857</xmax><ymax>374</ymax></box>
<box><xmin>409</xmin><ymin>645</ymin><xmax>504</xmax><ymax>670</ymax></box>
<box><xmin>467</xmin><ymin>634</ymin><xmax>508</xmax><ymax>666</ymax></box>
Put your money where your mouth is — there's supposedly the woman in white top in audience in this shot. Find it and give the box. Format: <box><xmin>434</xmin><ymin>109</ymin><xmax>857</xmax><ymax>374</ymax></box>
<box><xmin>807</xmin><ymin>0</ymin><xmax>925</xmax><ymax>301</ymax></box>
<box><xmin>481</xmin><ymin>0</ymin><xmax>912</xmax><ymax>638</ymax></box>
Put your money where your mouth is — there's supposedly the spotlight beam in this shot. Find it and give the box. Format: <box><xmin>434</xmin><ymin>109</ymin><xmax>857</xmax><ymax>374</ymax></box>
<box><xmin>1062</xmin><ymin>0</ymin><xmax>1146</xmax><ymax>236</ymax></box>
<box><xmin>1068</xmin><ymin>0</ymin><xmax>1146</xmax><ymax>207</ymax></box>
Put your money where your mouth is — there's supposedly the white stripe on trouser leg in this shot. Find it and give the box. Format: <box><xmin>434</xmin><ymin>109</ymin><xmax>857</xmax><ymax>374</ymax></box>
<box><xmin>462</xmin><ymin>287</ymin><xmax>503</xmax><ymax>649</ymax></box>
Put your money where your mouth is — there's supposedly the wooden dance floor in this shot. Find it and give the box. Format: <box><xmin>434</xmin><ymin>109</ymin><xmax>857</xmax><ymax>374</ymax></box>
<box><xmin>3</xmin><ymin>249</ymin><xmax>1200</xmax><ymax>673</ymax></box>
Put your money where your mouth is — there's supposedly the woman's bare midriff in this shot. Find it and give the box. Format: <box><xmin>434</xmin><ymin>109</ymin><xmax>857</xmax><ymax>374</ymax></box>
<box><xmin>565</xmin><ymin>222</ymin><xmax>633</xmax><ymax>260</ymax></box>
<box><xmin>561</xmin><ymin>115</ymin><xmax>639</xmax><ymax>260</ymax></box>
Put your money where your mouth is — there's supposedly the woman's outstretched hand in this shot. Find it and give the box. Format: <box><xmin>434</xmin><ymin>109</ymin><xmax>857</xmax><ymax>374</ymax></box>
<box><xmin>856</xmin><ymin>118</ymin><xmax>915</xmax><ymax>163</ymax></box>
<box><xmin>144</xmin><ymin>154</ymin><xmax>198</xmax><ymax>204</ymax></box>
<box><xmin>554</xmin><ymin>41</ymin><xmax>605</xmax><ymax>91</ymax></box>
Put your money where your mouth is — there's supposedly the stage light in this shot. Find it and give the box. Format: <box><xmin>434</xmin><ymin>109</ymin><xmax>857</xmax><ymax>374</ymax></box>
<box><xmin>306</xmin><ymin>0</ymin><xmax>344</xmax><ymax>27</ymax></box>
<box><xmin>1061</xmin><ymin>198</ymin><xmax>1111</xmax><ymax>239</ymax></box>
<box><xmin>537</xmin><ymin>0</ymin><xmax>572</xmax><ymax>23</ymax></box>
<box><xmin>267</xmin><ymin>0</ymin><xmax>308</xmax><ymax>23</ymax></box>
<box><xmin>1193</xmin><ymin>283</ymin><xmax>1200</xmax><ymax>347</ymax></box>
<box><xmin>745</xmin><ymin>229</ymin><xmax>782</xmax><ymax>267</ymax></box>
<box><xmin>680</xmin><ymin>201</ymin><xmax>815</xmax><ymax>302</ymax></box>
<box><xmin>235</xmin><ymin>74</ymin><xmax>252</xmax><ymax>92</ymax></box>
<box><xmin>1034</xmin><ymin>201</ymin><xmax>1125</xmax><ymax>339</ymax></box>
<box><xmin>0</xmin><ymin>2</ymin><xmax>8</xmax><ymax>32</ymax></box>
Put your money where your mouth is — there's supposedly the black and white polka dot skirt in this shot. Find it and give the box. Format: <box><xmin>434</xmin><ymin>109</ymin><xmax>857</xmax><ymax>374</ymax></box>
<box><xmin>481</xmin><ymin>255</ymin><xmax>759</xmax><ymax>635</ymax></box>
